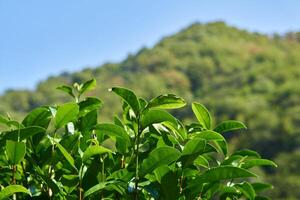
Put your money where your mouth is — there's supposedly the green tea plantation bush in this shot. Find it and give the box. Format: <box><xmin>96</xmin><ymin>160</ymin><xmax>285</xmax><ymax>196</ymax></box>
<box><xmin>0</xmin><ymin>79</ymin><xmax>277</xmax><ymax>200</ymax></box>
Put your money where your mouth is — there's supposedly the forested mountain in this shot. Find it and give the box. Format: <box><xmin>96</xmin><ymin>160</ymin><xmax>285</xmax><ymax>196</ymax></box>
<box><xmin>1</xmin><ymin>21</ymin><xmax>300</xmax><ymax>199</ymax></box>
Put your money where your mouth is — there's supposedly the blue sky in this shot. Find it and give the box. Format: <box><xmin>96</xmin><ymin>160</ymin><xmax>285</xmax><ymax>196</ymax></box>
<box><xmin>0</xmin><ymin>0</ymin><xmax>299</xmax><ymax>93</ymax></box>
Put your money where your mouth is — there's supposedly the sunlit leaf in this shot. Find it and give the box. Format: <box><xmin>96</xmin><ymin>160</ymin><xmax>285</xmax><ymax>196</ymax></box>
<box><xmin>251</xmin><ymin>182</ymin><xmax>273</xmax><ymax>192</ymax></box>
<box><xmin>190</xmin><ymin>166</ymin><xmax>257</xmax><ymax>185</ymax></box>
<box><xmin>192</xmin><ymin>130</ymin><xmax>225</xmax><ymax>141</ymax></box>
<box><xmin>194</xmin><ymin>155</ymin><xmax>210</xmax><ymax>168</ymax></box>
<box><xmin>181</xmin><ymin>138</ymin><xmax>206</xmax><ymax>167</ymax></box>
<box><xmin>78</xmin><ymin>97</ymin><xmax>102</xmax><ymax>117</ymax></box>
<box><xmin>82</xmin><ymin>145</ymin><xmax>112</xmax><ymax>163</ymax></box>
<box><xmin>242</xmin><ymin>159</ymin><xmax>277</xmax><ymax>169</ymax></box>
<box><xmin>182</xmin><ymin>138</ymin><xmax>206</xmax><ymax>156</ymax></box>
<box><xmin>147</xmin><ymin>94</ymin><xmax>186</xmax><ymax>110</ymax></box>
<box><xmin>55</xmin><ymin>102</ymin><xmax>79</xmax><ymax>128</ymax></box>
<box><xmin>50</xmin><ymin>137</ymin><xmax>77</xmax><ymax>170</ymax></box>
<box><xmin>0</xmin><ymin>185</ymin><xmax>31</xmax><ymax>199</ymax></box>
<box><xmin>192</xmin><ymin>102</ymin><xmax>212</xmax><ymax>129</ymax></box>
<box><xmin>56</xmin><ymin>85</ymin><xmax>75</xmax><ymax>98</ymax></box>
<box><xmin>22</xmin><ymin>107</ymin><xmax>52</xmax><ymax>128</ymax></box>
<box><xmin>110</xmin><ymin>87</ymin><xmax>140</xmax><ymax>115</ymax></box>
<box><xmin>95</xmin><ymin>123</ymin><xmax>130</xmax><ymax>153</ymax></box>
<box><xmin>141</xmin><ymin>146</ymin><xmax>181</xmax><ymax>176</ymax></box>
<box><xmin>214</xmin><ymin>120</ymin><xmax>247</xmax><ymax>133</ymax></box>
<box><xmin>84</xmin><ymin>182</ymin><xmax>108</xmax><ymax>198</ymax></box>
<box><xmin>232</xmin><ymin>149</ymin><xmax>261</xmax><ymax>158</ymax></box>
<box><xmin>191</xmin><ymin>130</ymin><xmax>227</xmax><ymax>155</ymax></box>
<box><xmin>79</xmin><ymin>78</ymin><xmax>97</xmax><ymax>95</ymax></box>
<box><xmin>6</xmin><ymin>140</ymin><xmax>26</xmax><ymax>164</ymax></box>
<box><xmin>141</xmin><ymin>109</ymin><xmax>177</xmax><ymax>130</ymax></box>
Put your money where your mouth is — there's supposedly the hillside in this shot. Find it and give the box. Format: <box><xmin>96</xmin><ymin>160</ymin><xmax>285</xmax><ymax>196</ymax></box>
<box><xmin>1</xmin><ymin>21</ymin><xmax>300</xmax><ymax>198</ymax></box>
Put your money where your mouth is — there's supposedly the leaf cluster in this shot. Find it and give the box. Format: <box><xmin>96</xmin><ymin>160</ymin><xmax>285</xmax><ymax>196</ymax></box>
<box><xmin>0</xmin><ymin>79</ymin><xmax>276</xmax><ymax>199</ymax></box>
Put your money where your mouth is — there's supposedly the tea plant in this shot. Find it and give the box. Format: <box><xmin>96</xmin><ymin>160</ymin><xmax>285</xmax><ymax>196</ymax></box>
<box><xmin>0</xmin><ymin>79</ymin><xmax>276</xmax><ymax>199</ymax></box>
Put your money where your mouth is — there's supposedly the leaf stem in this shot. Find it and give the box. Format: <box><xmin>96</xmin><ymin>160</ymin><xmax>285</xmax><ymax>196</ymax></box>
<box><xmin>12</xmin><ymin>165</ymin><xmax>16</xmax><ymax>200</ymax></box>
<box><xmin>11</xmin><ymin>165</ymin><xmax>16</xmax><ymax>184</ymax></box>
<box><xmin>134</xmin><ymin>116</ymin><xmax>142</xmax><ymax>200</ymax></box>
<box><xmin>78</xmin><ymin>165</ymin><xmax>83</xmax><ymax>200</ymax></box>
<box><xmin>79</xmin><ymin>187</ymin><xmax>83</xmax><ymax>200</ymax></box>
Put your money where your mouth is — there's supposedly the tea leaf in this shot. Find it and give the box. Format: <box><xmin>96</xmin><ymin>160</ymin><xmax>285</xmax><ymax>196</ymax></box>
<box><xmin>0</xmin><ymin>185</ymin><xmax>31</xmax><ymax>199</ymax></box>
<box><xmin>147</xmin><ymin>94</ymin><xmax>186</xmax><ymax>110</ymax></box>
<box><xmin>192</xmin><ymin>102</ymin><xmax>212</xmax><ymax>130</ymax></box>
<box><xmin>5</xmin><ymin>140</ymin><xmax>26</xmax><ymax>164</ymax></box>
<box><xmin>55</xmin><ymin>102</ymin><xmax>79</xmax><ymax>128</ymax></box>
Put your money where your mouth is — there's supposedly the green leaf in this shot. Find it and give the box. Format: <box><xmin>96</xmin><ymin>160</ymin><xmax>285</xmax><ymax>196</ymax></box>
<box><xmin>79</xmin><ymin>78</ymin><xmax>97</xmax><ymax>95</ymax></box>
<box><xmin>82</xmin><ymin>145</ymin><xmax>112</xmax><ymax>163</ymax></box>
<box><xmin>235</xmin><ymin>182</ymin><xmax>256</xmax><ymax>200</ymax></box>
<box><xmin>0</xmin><ymin>185</ymin><xmax>31</xmax><ymax>199</ymax></box>
<box><xmin>78</xmin><ymin>97</ymin><xmax>102</xmax><ymax>117</ymax></box>
<box><xmin>50</xmin><ymin>138</ymin><xmax>77</xmax><ymax>170</ymax></box>
<box><xmin>192</xmin><ymin>102</ymin><xmax>212</xmax><ymax>129</ymax></box>
<box><xmin>141</xmin><ymin>109</ymin><xmax>177</xmax><ymax>130</ymax></box>
<box><xmin>141</xmin><ymin>146</ymin><xmax>181</xmax><ymax>176</ymax></box>
<box><xmin>84</xmin><ymin>182</ymin><xmax>107</xmax><ymax>198</ymax></box>
<box><xmin>190</xmin><ymin>166</ymin><xmax>257</xmax><ymax>185</ymax></box>
<box><xmin>94</xmin><ymin>123</ymin><xmax>130</xmax><ymax>144</ymax></box>
<box><xmin>147</xmin><ymin>94</ymin><xmax>186</xmax><ymax>110</ymax></box>
<box><xmin>215</xmin><ymin>140</ymin><xmax>228</xmax><ymax>156</ymax></box>
<box><xmin>95</xmin><ymin>123</ymin><xmax>131</xmax><ymax>153</ymax></box>
<box><xmin>56</xmin><ymin>85</ymin><xmax>75</xmax><ymax>98</ymax></box>
<box><xmin>242</xmin><ymin>159</ymin><xmax>277</xmax><ymax>169</ymax></box>
<box><xmin>0</xmin><ymin>115</ymin><xmax>9</xmax><ymax>126</ymax></box>
<box><xmin>232</xmin><ymin>149</ymin><xmax>261</xmax><ymax>158</ymax></box>
<box><xmin>22</xmin><ymin>107</ymin><xmax>52</xmax><ymax>128</ymax></box>
<box><xmin>110</xmin><ymin>87</ymin><xmax>140</xmax><ymax>115</ymax></box>
<box><xmin>182</xmin><ymin>138</ymin><xmax>206</xmax><ymax>156</ymax></box>
<box><xmin>214</xmin><ymin>120</ymin><xmax>247</xmax><ymax>133</ymax></box>
<box><xmin>192</xmin><ymin>130</ymin><xmax>226</xmax><ymax>141</ymax></box>
<box><xmin>6</xmin><ymin>120</ymin><xmax>21</xmax><ymax>128</ymax></box>
<box><xmin>163</xmin><ymin>120</ymin><xmax>187</xmax><ymax>142</ymax></box>
<box><xmin>57</xmin><ymin>142</ymin><xmax>76</xmax><ymax>168</ymax></box>
<box><xmin>55</xmin><ymin>102</ymin><xmax>79</xmax><ymax>128</ymax></box>
<box><xmin>181</xmin><ymin>138</ymin><xmax>207</xmax><ymax>167</ymax></box>
<box><xmin>113</xmin><ymin>115</ymin><xmax>123</xmax><ymax>127</ymax></box>
<box><xmin>251</xmin><ymin>182</ymin><xmax>273</xmax><ymax>192</ymax></box>
<box><xmin>192</xmin><ymin>130</ymin><xmax>227</xmax><ymax>155</ymax></box>
<box><xmin>194</xmin><ymin>155</ymin><xmax>210</xmax><ymax>168</ymax></box>
<box><xmin>139</xmin><ymin>97</ymin><xmax>148</xmax><ymax>111</ymax></box>
<box><xmin>5</xmin><ymin>140</ymin><xmax>26</xmax><ymax>164</ymax></box>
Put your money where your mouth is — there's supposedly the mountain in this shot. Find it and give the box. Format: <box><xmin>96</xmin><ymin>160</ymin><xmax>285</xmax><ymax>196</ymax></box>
<box><xmin>1</xmin><ymin>21</ymin><xmax>300</xmax><ymax>198</ymax></box>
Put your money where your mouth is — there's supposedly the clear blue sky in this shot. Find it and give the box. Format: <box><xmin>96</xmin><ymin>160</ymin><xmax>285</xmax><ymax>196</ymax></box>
<box><xmin>1</xmin><ymin>0</ymin><xmax>299</xmax><ymax>93</ymax></box>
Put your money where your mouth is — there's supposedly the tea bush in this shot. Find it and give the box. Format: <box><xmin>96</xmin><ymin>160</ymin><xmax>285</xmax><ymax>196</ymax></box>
<box><xmin>0</xmin><ymin>79</ymin><xmax>276</xmax><ymax>199</ymax></box>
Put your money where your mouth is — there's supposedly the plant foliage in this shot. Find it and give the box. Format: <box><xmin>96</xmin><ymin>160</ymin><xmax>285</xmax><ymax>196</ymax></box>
<box><xmin>0</xmin><ymin>80</ymin><xmax>276</xmax><ymax>199</ymax></box>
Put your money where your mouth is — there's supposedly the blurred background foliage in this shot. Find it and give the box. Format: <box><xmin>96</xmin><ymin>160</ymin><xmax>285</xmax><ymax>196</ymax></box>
<box><xmin>1</xmin><ymin>21</ymin><xmax>300</xmax><ymax>199</ymax></box>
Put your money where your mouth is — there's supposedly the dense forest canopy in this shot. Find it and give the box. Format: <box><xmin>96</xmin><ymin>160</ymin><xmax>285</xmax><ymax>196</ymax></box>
<box><xmin>1</xmin><ymin>21</ymin><xmax>300</xmax><ymax>199</ymax></box>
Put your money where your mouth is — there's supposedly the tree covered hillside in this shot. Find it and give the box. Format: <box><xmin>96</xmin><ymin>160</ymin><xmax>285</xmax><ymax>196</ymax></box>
<box><xmin>1</xmin><ymin>21</ymin><xmax>300</xmax><ymax>199</ymax></box>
